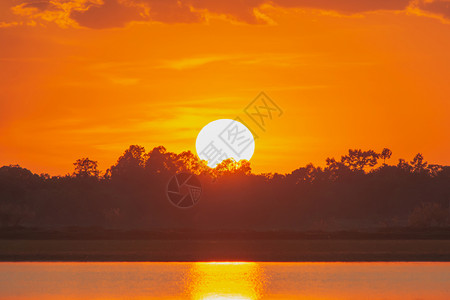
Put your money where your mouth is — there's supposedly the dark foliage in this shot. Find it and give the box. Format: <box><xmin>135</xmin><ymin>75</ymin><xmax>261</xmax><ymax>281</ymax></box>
<box><xmin>0</xmin><ymin>147</ymin><xmax>449</xmax><ymax>231</ymax></box>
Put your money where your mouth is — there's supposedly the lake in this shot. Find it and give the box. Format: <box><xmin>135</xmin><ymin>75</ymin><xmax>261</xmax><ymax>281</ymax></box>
<box><xmin>0</xmin><ymin>262</ymin><xmax>449</xmax><ymax>299</ymax></box>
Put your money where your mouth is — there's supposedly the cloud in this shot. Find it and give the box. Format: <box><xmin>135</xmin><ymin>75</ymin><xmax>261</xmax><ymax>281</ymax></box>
<box><xmin>3</xmin><ymin>0</ymin><xmax>450</xmax><ymax>29</ymax></box>
<box><xmin>70</xmin><ymin>0</ymin><xmax>144</xmax><ymax>29</ymax></box>
<box><xmin>416</xmin><ymin>0</ymin><xmax>450</xmax><ymax>19</ymax></box>
<box><xmin>274</xmin><ymin>0</ymin><xmax>411</xmax><ymax>14</ymax></box>
<box><xmin>140</xmin><ymin>0</ymin><xmax>202</xmax><ymax>23</ymax></box>
<box><xmin>159</xmin><ymin>55</ymin><xmax>237</xmax><ymax>70</ymax></box>
<box><xmin>22</xmin><ymin>1</ymin><xmax>61</xmax><ymax>11</ymax></box>
<box><xmin>188</xmin><ymin>0</ymin><xmax>267</xmax><ymax>23</ymax></box>
<box><xmin>0</xmin><ymin>21</ymin><xmax>21</xmax><ymax>28</ymax></box>
<box><xmin>10</xmin><ymin>0</ymin><xmax>91</xmax><ymax>28</ymax></box>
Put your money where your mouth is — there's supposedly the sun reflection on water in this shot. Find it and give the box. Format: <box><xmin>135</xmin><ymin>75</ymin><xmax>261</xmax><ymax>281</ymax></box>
<box><xmin>184</xmin><ymin>262</ymin><xmax>266</xmax><ymax>300</ymax></box>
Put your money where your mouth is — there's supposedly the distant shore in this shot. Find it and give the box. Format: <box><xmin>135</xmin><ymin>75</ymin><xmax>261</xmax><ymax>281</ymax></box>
<box><xmin>1</xmin><ymin>239</ymin><xmax>450</xmax><ymax>262</ymax></box>
<box><xmin>1</xmin><ymin>228</ymin><xmax>450</xmax><ymax>262</ymax></box>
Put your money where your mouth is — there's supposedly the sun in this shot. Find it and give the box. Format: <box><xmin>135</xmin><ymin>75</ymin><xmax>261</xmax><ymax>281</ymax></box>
<box><xmin>195</xmin><ymin>119</ymin><xmax>255</xmax><ymax>167</ymax></box>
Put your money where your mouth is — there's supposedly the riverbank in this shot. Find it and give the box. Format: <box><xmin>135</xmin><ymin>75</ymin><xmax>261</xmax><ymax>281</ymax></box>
<box><xmin>1</xmin><ymin>239</ymin><xmax>450</xmax><ymax>261</ymax></box>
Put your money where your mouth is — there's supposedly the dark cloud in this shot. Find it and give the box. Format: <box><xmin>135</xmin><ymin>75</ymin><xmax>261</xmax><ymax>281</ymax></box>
<box><xmin>69</xmin><ymin>0</ymin><xmax>203</xmax><ymax>28</ymax></box>
<box><xmin>0</xmin><ymin>1</ymin><xmax>18</xmax><ymax>23</ymax></box>
<box><xmin>142</xmin><ymin>0</ymin><xmax>203</xmax><ymax>23</ymax></box>
<box><xmin>72</xmin><ymin>0</ymin><xmax>412</xmax><ymax>28</ymax></box>
<box><xmin>23</xmin><ymin>1</ymin><xmax>61</xmax><ymax>11</ymax></box>
<box><xmin>274</xmin><ymin>0</ymin><xmax>411</xmax><ymax>14</ymax></box>
<box><xmin>417</xmin><ymin>0</ymin><xmax>450</xmax><ymax>19</ymax></box>
<box><xmin>6</xmin><ymin>0</ymin><xmax>450</xmax><ymax>29</ymax></box>
<box><xmin>70</xmin><ymin>0</ymin><xmax>144</xmax><ymax>29</ymax></box>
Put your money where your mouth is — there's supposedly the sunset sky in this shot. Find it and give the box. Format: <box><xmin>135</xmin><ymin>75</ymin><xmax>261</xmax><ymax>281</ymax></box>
<box><xmin>0</xmin><ymin>0</ymin><xmax>449</xmax><ymax>175</ymax></box>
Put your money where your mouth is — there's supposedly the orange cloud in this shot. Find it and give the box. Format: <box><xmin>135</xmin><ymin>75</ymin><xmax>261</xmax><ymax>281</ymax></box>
<box><xmin>188</xmin><ymin>0</ymin><xmax>266</xmax><ymax>23</ymax></box>
<box><xmin>70</xmin><ymin>0</ymin><xmax>145</xmax><ymax>29</ymax></box>
<box><xmin>275</xmin><ymin>0</ymin><xmax>411</xmax><ymax>13</ymax></box>
<box><xmin>10</xmin><ymin>0</ymin><xmax>92</xmax><ymax>28</ymax></box>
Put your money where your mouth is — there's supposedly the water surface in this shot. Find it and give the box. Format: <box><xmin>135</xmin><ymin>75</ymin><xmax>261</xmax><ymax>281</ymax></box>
<box><xmin>0</xmin><ymin>262</ymin><xmax>449</xmax><ymax>299</ymax></box>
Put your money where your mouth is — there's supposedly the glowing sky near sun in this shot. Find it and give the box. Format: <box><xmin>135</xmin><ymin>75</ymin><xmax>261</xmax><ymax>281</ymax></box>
<box><xmin>0</xmin><ymin>0</ymin><xmax>449</xmax><ymax>175</ymax></box>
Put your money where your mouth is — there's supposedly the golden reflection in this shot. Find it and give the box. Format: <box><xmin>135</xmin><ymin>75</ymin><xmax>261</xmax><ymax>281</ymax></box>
<box><xmin>184</xmin><ymin>262</ymin><xmax>266</xmax><ymax>300</ymax></box>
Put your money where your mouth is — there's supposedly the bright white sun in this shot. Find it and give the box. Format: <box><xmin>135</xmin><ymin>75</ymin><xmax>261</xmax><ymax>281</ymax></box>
<box><xmin>196</xmin><ymin>119</ymin><xmax>255</xmax><ymax>167</ymax></box>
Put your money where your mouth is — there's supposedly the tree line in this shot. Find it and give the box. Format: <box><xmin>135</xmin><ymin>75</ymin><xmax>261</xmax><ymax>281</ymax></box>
<box><xmin>0</xmin><ymin>146</ymin><xmax>449</xmax><ymax>230</ymax></box>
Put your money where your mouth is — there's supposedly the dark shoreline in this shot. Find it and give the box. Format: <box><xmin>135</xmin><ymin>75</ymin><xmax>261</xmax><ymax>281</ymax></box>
<box><xmin>1</xmin><ymin>238</ymin><xmax>450</xmax><ymax>262</ymax></box>
<box><xmin>1</xmin><ymin>228</ymin><xmax>449</xmax><ymax>262</ymax></box>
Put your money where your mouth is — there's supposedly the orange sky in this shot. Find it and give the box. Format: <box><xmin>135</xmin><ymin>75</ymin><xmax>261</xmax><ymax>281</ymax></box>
<box><xmin>0</xmin><ymin>0</ymin><xmax>449</xmax><ymax>175</ymax></box>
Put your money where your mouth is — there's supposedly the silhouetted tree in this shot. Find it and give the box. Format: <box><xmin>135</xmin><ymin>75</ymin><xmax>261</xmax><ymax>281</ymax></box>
<box><xmin>145</xmin><ymin>146</ymin><xmax>172</xmax><ymax>175</ymax></box>
<box><xmin>73</xmin><ymin>158</ymin><xmax>100</xmax><ymax>178</ymax></box>
<box><xmin>324</xmin><ymin>157</ymin><xmax>351</xmax><ymax>181</ymax></box>
<box><xmin>380</xmin><ymin>148</ymin><xmax>392</xmax><ymax>165</ymax></box>
<box><xmin>341</xmin><ymin>149</ymin><xmax>379</xmax><ymax>171</ymax></box>
<box><xmin>411</xmin><ymin>153</ymin><xmax>428</xmax><ymax>174</ymax></box>
<box><xmin>235</xmin><ymin>160</ymin><xmax>252</xmax><ymax>175</ymax></box>
<box><xmin>1</xmin><ymin>146</ymin><xmax>449</xmax><ymax>231</ymax></box>
<box><xmin>427</xmin><ymin>164</ymin><xmax>443</xmax><ymax>177</ymax></box>
<box><xmin>109</xmin><ymin>145</ymin><xmax>146</xmax><ymax>180</ymax></box>
<box><xmin>174</xmin><ymin>151</ymin><xmax>205</xmax><ymax>174</ymax></box>
<box><xmin>214</xmin><ymin>158</ymin><xmax>252</xmax><ymax>176</ymax></box>
<box><xmin>397</xmin><ymin>159</ymin><xmax>412</xmax><ymax>173</ymax></box>
<box><xmin>289</xmin><ymin>163</ymin><xmax>321</xmax><ymax>184</ymax></box>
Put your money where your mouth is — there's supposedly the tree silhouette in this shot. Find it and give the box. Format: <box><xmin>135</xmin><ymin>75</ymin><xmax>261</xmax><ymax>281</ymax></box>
<box><xmin>73</xmin><ymin>158</ymin><xmax>99</xmax><ymax>178</ymax></box>
<box><xmin>341</xmin><ymin>149</ymin><xmax>379</xmax><ymax>171</ymax></box>
<box><xmin>0</xmin><ymin>147</ymin><xmax>448</xmax><ymax>231</ymax></box>
<box><xmin>324</xmin><ymin>157</ymin><xmax>350</xmax><ymax>181</ymax></box>
<box><xmin>290</xmin><ymin>163</ymin><xmax>321</xmax><ymax>184</ymax></box>
<box><xmin>397</xmin><ymin>158</ymin><xmax>412</xmax><ymax>173</ymax></box>
<box><xmin>214</xmin><ymin>158</ymin><xmax>252</xmax><ymax>176</ymax></box>
<box><xmin>145</xmin><ymin>146</ymin><xmax>173</xmax><ymax>175</ymax></box>
<box><xmin>411</xmin><ymin>153</ymin><xmax>428</xmax><ymax>174</ymax></box>
<box><xmin>380</xmin><ymin>148</ymin><xmax>392</xmax><ymax>165</ymax></box>
<box><xmin>109</xmin><ymin>145</ymin><xmax>146</xmax><ymax>180</ymax></box>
